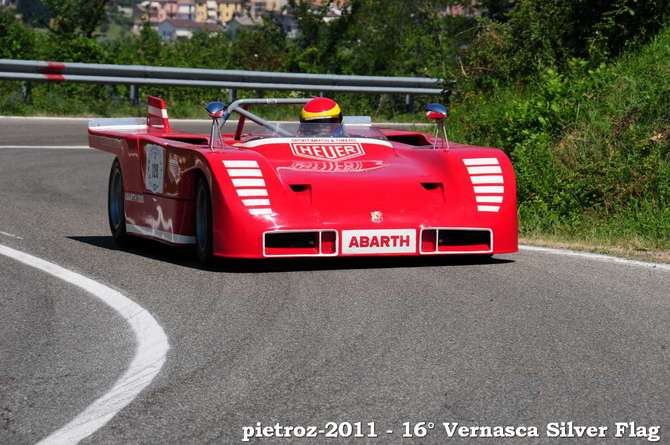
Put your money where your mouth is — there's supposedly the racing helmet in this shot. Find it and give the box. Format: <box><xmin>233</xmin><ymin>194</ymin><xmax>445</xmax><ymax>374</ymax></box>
<box><xmin>300</xmin><ymin>97</ymin><xmax>343</xmax><ymax>124</ymax></box>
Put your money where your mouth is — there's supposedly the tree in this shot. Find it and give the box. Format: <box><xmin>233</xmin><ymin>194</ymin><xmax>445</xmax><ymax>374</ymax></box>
<box><xmin>16</xmin><ymin>0</ymin><xmax>50</xmax><ymax>27</ymax></box>
<box><xmin>0</xmin><ymin>8</ymin><xmax>36</xmax><ymax>58</ymax></box>
<box><xmin>44</xmin><ymin>0</ymin><xmax>110</xmax><ymax>37</ymax></box>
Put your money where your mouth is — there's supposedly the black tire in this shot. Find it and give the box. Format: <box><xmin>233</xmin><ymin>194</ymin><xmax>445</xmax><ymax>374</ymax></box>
<box><xmin>108</xmin><ymin>159</ymin><xmax>131</xmax><ymax>247</ymax></box>
<box><xmin>195</xmin><ymin>177</ymin><xmax>214</xmax><ymax>265</ymax></box>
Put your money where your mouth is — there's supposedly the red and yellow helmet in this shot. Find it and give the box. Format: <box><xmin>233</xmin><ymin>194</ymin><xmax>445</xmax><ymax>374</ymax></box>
<box><xmin>300</xmin><ymin>97</ymin><xmax>342</xmax><ymax>124</ymax></box>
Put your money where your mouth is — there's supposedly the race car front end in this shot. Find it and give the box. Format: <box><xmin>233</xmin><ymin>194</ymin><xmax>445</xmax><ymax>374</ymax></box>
<box><xmin>206</xmin><ymin>139</ymin><xmax>517</xmax><ymax>259</ymax></box>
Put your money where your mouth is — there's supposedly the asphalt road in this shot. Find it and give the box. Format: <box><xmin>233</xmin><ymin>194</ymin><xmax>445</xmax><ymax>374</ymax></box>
<box><xmin>1</xmin><ymin>118</ymin><xmax>669</xmax><ymax>444</ymax></box>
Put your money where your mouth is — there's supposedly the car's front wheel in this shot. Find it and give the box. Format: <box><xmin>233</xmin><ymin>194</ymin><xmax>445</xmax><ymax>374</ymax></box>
<box><xmin>108</xmin><ymin>159</ymin><xmax>131</xmax><ymax>247</ymax></box>
<box><xmin>195</xmin><ymin>177</ymin><xmax>214</xmax><ymax>265</ymax></box>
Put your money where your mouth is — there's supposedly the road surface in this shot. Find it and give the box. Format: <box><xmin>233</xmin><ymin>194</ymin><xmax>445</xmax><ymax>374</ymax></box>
<box><xmin>1</xmin><ymin>118</ymin><xmax>669</xmax><ymax>444</ymax></box>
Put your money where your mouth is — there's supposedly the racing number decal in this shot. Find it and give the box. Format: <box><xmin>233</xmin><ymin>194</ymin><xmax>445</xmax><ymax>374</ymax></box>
<box><xmin>145</xmin><ymin>144</ymin><xmax>165</xmax><ymax>194</ymax></box>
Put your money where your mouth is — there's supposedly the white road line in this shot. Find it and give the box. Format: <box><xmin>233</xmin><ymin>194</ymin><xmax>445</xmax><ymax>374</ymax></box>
<box><xmin>0</xmin><ymin>243</ymin><xmax>169</xmax><ymax>445</ymax></box>
<box><xmin>520</xmin><ymin>245</ymin><xmax>670</xmax><ymax>272</ymax></box>
<box><xmin>0</xmin><ymin>230</ymin><xmax>23</xmax><ymax>240</ymax></box>
<box><xmin>0</xmin><ymin>145</ymin><xmax>91</xmax><ymax>150</ymax></box>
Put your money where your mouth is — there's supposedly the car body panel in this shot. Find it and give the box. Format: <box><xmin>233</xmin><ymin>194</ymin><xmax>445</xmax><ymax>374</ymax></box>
<box><xmin>88</xmin><ymin>98</ymin><xmax>517</xmax><ymax>258</ymax></box>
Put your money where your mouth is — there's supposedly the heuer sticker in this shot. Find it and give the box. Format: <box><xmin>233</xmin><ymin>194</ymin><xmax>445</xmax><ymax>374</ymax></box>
<box><xmin>290</xmin><ymin>139</ymin><xmax>365</xmax><ymax>161</ymax></box>
<box><xmin>342</xmin><ymin>229</ymin><xmax>416</xmax><ymax>254</ymax></box>
<box><xmin>145</xmin><ymin>144</ymin><xmax>165</xmax><ymax>194</ymax></box>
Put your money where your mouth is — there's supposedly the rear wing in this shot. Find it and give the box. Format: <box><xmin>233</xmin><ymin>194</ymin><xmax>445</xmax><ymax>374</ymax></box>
<box><xmin>88</xmin><ymin>96</ymin><xmax>172</xmax><ymax>155</ymax></box>
<box><xmin>88</xmin><ymin>96</ymin><xmax>171</xmax><ymax>134</ymax></box>
<box><xmin>146</xmin><ymin>95</ymin><xmax>171</xmax><ymax>132</ymax></box>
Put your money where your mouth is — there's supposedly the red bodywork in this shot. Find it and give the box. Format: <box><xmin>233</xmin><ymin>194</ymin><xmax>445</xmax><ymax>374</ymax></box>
<box><xmin>89</xmin><ymin>97</ymin><xmax>517</xmax><ymax>258</ymax></box>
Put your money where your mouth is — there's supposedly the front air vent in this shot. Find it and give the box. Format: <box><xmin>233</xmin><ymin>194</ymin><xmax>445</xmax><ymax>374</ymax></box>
<box><xmin>290</xmin><ymin>184</ymin><xmax>311</xmax><ymax>192</ymax></box>
<box><xmin>264</xmin><ymin>230</ymin><xmax>338</xmax><ymax>257</ymax></box>
<box><xmin>420</xmin><ymin>228</ymin><xmax>492</xmax><ymax>254</ymax></box>
<box><xmin>438</xmin><ymin>229</ymin><xmax>490</xmax><ymax>248</ymax></box>
<box><xmin>421</xmin><ymin>182</ymin><xmax>443</xmax><ymax>191</ymax></box>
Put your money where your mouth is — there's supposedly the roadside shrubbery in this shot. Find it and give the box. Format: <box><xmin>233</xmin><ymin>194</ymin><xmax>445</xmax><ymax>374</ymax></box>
<box><xmin>452</xmin><ymin>25</ymin><xmax>670</xmax><ymax>249</ymax></box>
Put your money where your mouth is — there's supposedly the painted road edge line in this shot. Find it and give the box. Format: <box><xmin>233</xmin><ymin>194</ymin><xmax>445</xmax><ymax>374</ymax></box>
<box><xmin>0</xmin><ymin>230</ymin><xmax>23</xmax><ymax>240</ymax></box>
<box><xmin>520</xmin><ymin>245</ymin><xmax>670</xmax><ymax>272</ymax></box>
<box><xmin>0</xmin><ymin>243</ymin><xmax>169</xmax><ymax>445</ymax></box>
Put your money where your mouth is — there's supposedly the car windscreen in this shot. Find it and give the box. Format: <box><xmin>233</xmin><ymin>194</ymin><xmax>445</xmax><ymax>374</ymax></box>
<box><xmin>242</xmin><ymin>122</ymin><xmax>388</xmax><ymax>141</ymax></box>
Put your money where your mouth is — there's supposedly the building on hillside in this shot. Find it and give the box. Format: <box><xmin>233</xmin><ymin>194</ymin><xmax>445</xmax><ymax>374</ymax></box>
<box><xmin>135</xmin><ymin>0</ymin><xmax>195</xmax><ymax>23</ymax></box>
<box><xmin>175</xmin><ymin>0</ymin><xmax>196</xmax><ymax>20</ymax></box>
<box><xmin>273</xmin><ymin>10</ymin><xmax>299</xmax><ymax>38</ymax></box>
<box><xmin>195</xmin><ymin>0</ymin><xmax>220</xmax><ymax>22</ymax></box>
<box><xmin>225</xmin><ymin>12</ymin><xmax>260</xmax><ymax>38</ymax></box>
<box><xmin>248</xmin><ymin>0</ymin><xmax>288</xmax><ymax>19</ymax></box>
<box><xmin>158</xmin><ymin>18</ymin><xmax>221</xmax><ymax>40</ymax></box>
<box><xmin>218</xmin><ymin>0</ymin><xmax>244</xmax><ymax>23</ymax></box>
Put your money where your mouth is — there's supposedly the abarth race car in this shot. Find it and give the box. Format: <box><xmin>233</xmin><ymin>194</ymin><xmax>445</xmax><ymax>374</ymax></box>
<box><xmin>88</xmin><ymin>96</ymin><xmax>517</xmax><ymax>264</ymax></box>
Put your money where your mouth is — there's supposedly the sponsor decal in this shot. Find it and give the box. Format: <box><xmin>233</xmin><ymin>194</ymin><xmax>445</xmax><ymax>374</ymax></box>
<box><xmin>281</xmin><ymin>160</ymin><xmax>384</xmax><ymax>173</ymax></box>
<box><xmin>124</xmin><ymin>192</ymin><xmax>144</xmax><ymax>203</ymax></box>
<box><xmin>167</xmin><ymin>154</ymin><xmax>180</xmax><ymax>183</ymax></box>
<box><xmin>290</xmin><ymin>139</ymin><xmax>365</xmax><ymax>162</ymax></box>
<box><xmin>370</xmin><ymin>211</ymin><xmax>383</xmax><ymax>223</ymax></box>
<box><xmin>342</xmin><ymin>229</ymin><xmax>416</xmax><ymax>254</ymax></box>
<box><xmin>89</xmin><ymin>135</ymin><xmax>124</xmax><ymax>151</ymax></box>
<box><xmin>145</xmin><ymin>144</ymin><xmax>165</xmax><ymax>194</ymax></box>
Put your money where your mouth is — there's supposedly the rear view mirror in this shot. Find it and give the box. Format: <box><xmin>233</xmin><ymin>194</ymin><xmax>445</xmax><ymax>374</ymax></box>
<box><xmin>206</xmin><ymin>101</ymin><xmax>226</xmax><ymax>119</ymax></box>
<box><xmin>205</xmin><ymin>101</ymin><xmax>227</xmax><ymax>150</ymax></box>
<box><xmin>425</xmin><ymin>103</ymin><xmax>448</xmax><ymax>121</ymax></box>
<box><xmin>424</xmin><ymin>103</ymin><xmax>449</xmax><ymax>149</ymax></box>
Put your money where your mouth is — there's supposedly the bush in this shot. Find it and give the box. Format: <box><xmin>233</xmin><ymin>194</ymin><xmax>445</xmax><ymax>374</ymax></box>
<box><xmin>0</xmin><ymin>9</ymin><xmax>36</xmax><ymax>59</ymax></box>
<box><xmin>461</xmin><ymin>0</ymin><xmax>670</xmax><ymax>89</ymax></box>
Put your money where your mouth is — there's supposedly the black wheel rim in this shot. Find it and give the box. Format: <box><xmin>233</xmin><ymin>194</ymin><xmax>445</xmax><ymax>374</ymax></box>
<box><xmin>109</xmin><ymin>169</ymin><xmax>123</xmax><ymax>230</ymax></box>
<box><xmin>196</xmin><ymin>187</ymin><xmax>208</xmax><ymax>251</ymax></box>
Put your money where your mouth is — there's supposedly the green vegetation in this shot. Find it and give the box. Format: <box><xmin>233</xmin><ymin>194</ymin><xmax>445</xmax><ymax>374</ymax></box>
<box><xmin>1</xmin><ymin>0</ymin><xmax>669</xmax><ymax>254</ymax></box>
<box><xmin>450</xmin><ymin>30</ymin><xmax>670</xmax><ymax>252</ymax></box>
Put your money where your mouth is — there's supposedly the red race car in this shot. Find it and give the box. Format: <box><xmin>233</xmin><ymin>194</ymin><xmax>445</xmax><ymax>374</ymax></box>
<box><xmin>88</xmin><ymin>96</ymin><xmax>517</xmax><ymax>264</ymax></box>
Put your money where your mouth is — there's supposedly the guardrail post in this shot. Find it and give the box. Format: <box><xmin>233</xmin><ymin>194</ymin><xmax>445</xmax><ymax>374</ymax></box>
<box><xmin>129</xmin><ymin>84</ymin><xmax>139</xmax><ymax>106</ymax></box>
<box><xmin>228</xmin><ymin>88</ymin><xmax>237</xmax><ymax>103</ymax></box>
<box><xmin>405</xmin><ymin>94</ymin><xmax>413</xmax><ymax>112</ymax></box>
<box><xmin>21</xmin><ymin>81</ymin><xmax>32</xmax><ymax>104</ymax></box>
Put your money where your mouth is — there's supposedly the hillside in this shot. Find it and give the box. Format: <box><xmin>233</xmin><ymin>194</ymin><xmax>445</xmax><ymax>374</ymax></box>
<box><xmin>450</xmin><ymin>24</ymin><xmax>670</xmax><ymax>258</ymax></box>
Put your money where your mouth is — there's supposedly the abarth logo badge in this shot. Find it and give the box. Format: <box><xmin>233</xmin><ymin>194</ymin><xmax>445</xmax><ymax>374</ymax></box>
<box><xmin>370</xmin><ymin>211</ymin><xmax>383</xmax><ymax>223</ymax></box>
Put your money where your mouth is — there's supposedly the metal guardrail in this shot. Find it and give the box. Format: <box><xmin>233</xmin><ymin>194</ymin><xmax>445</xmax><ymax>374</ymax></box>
<box><xmin>0</xmin><ymin>59</ymin><xmax>446</xmax><ymax>102</ymax></box>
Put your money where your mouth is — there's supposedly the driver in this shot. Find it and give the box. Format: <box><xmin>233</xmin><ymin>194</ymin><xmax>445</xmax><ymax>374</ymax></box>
<box><xmin>298</xmin><ymin>97</ymin><xmax>344</xmax><ymax>137</ymax></box>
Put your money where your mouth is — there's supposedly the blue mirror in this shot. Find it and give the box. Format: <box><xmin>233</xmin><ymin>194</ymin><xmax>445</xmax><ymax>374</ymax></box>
<box><xmin>206</xmin><ymin>101</ymin><xmax>226</xmax><ymax>120</ymax></box>
<box><xmin>425</xmin><ymin>103</ymin><xmax>448</xmax><ymax>121</ymax></box>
